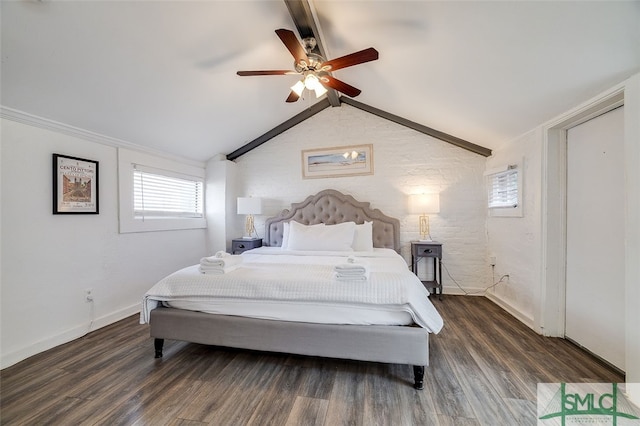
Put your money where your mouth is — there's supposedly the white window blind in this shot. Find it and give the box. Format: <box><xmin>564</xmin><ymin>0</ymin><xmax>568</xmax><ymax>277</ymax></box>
<box><xmin>487</xmin><ymin>167</ymin><xmax>519</xmax><ymax>209</ymax></box>
<box><xmin>133</xmin><ymin>165</ymin><xmax>203</xmax><ymax>219</ymax></box>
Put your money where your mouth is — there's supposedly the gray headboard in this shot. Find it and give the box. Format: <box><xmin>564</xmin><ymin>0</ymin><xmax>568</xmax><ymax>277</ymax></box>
<box><xmin>264</xmin><ymin>189</ymin><xmax>401</xmax><ymax>252</ymax></box>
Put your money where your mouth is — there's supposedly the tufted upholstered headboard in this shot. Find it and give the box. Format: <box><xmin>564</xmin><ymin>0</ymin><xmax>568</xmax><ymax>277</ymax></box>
<box><xmin>264</xmin><ymin>189</ymin><xmax>401</xmax><ymax>253</ymax></box>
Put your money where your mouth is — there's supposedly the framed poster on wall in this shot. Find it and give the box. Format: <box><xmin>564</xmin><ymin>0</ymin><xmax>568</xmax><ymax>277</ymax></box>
<box><xmin>52</xmin><ymin>153</ymin><xmax>99</xmax><ymax>214</ymax></box>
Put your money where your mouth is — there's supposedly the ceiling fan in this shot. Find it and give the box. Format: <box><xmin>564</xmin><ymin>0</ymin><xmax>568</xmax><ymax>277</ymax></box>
<box><xmin>237</xmin><ymin>29</ymin><xmax>379</xmax><ymax>103</ymax></box>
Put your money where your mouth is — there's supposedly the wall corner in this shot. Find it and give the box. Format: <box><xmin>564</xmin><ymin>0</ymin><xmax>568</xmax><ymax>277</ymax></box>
<box><xmin>205</xmin><ymin>157</ymin><xmax>237</xmax><ymax>254</ymax></box>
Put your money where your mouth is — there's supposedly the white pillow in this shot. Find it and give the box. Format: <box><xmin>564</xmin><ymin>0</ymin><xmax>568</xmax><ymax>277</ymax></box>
<box><xmin>281</xmin><ymin>222</ymin><xmax>324</xmax><ymax>249</ymax></box>
<box><xmin>281</xmin><ymin>222</ymin><xmax>290</xmax><ymax>249</ymax></box>
<box><xmin>287</xmin><ymin>221</ymin><xmax>356</xmax><ymax>251</ymax></box>
<box><xmin>352</xmin><ymin>221</ymin><xmax>374</xmax><ymax>251</ymax></box>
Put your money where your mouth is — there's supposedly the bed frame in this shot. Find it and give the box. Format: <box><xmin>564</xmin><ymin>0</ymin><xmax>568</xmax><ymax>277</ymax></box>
<box><xmin>150</xmin><ymin>189</ymin><xmax>430</xmax><ymax>389</ymax></box>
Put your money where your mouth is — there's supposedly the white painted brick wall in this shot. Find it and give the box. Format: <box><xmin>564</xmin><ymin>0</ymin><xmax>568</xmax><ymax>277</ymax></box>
<box><xmin>234</xmin><ymin>104</ymin><xmax>490</xmax><ymax>293</ymax></box>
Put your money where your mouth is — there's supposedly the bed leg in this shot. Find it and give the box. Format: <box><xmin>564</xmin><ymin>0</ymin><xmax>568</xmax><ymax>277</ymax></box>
<box><xmin>413</xmin><ymin>365</ymin><xmax>425</xmax><ymax>390</ymax></box>
<box><xmin>154</xmin><ymin>338</ymin><xmax>164</xmax><ymax>358</ymax></box>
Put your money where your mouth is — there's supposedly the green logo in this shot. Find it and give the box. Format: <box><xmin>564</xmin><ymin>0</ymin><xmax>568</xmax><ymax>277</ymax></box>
<box><xmin>538</xmin><ymin>383</ymin><xmax>640</xmax><ymax>425</ymax></box>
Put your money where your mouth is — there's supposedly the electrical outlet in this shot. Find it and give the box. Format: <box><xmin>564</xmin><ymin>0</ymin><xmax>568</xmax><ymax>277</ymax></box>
<box><xmin>489</xmin><ymin>256</ymin><xmax>497</xmax><ymax>266</ymax></box>
<box><xmin>85</xmin><ymin>288</ymin><xmax>93</xmax><ymax>302</ymax></box>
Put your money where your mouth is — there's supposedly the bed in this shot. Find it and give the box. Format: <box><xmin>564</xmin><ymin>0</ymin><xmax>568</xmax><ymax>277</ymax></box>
<box><xmin>142</xmin><ymin>189</ymin><xmax>443</xmax><ymax>389</ymax></box>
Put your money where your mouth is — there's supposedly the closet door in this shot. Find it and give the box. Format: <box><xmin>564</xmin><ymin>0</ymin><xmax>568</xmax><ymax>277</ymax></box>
<box><xmin>565</xmin><ymin>106</ymin><xmax>625</xmax><ymax>370</ymax></box>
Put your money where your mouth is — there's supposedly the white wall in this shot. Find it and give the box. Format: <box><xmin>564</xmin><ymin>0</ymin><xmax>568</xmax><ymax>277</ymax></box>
<box><xmin>206</xmin><ymin>155</ymin><xmax>238</xmax><ymax>254</ymax></box>
<box><xmin>0</xmin><ymin>118</ymin><xmax>208</xmax><ymax>368</ymax></box>
<box><xmin>234</xmin><ymin>104</ymin><xmax>490</xmax><ymax>292</ymax></box>
<box><xmin>485</xmin><ymin>129</ymin><xmax>542</xmax><ymax>327</ymax></box>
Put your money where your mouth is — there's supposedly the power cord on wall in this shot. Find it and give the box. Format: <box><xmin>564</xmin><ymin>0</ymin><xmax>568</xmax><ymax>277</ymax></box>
<box><xmin>86</xmin><ymin>295</ymin><xmax>95</xmax><ymax>335</ymax></box>
<box><xmin>441</xmin><ymin>260</ymin><xmax>509</xmax><ymax>296</ymax></box>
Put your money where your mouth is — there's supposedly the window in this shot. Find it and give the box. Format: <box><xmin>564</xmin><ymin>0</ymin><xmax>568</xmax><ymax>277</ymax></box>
<box><xmin>488</xmin><ymin>167</ymin><xmax>518</xmax><ymax>208</ymax></box>
<box><xmin>133</xmin><ymin>166</ymin><xmax>203</xmax><ymax>219</ymax></box>
<box><xmin>118</xmin><ymin>148</ymin><xmax>206</xmax><ymax>233</ymax></box>
<box><xmin>485</xmin><ymin>161</ymin><xmax>523</xmax><ymax>217</ymax></box>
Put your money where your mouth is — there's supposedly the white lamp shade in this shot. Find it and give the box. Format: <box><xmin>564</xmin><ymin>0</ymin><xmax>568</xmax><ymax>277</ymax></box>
<box><xmin>291</xmin><ymin>80</ymin><xmax>305</xmax><ymax>96</ymax></box>
<box><xmin>408</xmin><ymin>193</ymin><xmax>440</xmax><ymax>214</ymax></box>
<box><xmin>237</xmin><ymin>197</ymin><xmax>263</xmax><ymax>215</ymax></box>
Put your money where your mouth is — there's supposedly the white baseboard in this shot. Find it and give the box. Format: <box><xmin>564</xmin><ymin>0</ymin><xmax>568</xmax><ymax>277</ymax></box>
<box><xmin>89</xmin><ymin>303</ymin><xmax>141</xmax><ymax>332</ymax></box>
<box><xmin>0</xmin><ymin>303</ymin><xmax>140</xmax><ymax>369</ymax></box>
<box><xmin>442</xmin><ymin>285</ymin><xmax>488</xmax><ymax>296</ymax></box>
<box><xmin>441</xmin><ymin>286</ymin><xmax>535</xmax><ymax>331</ymax></box>
<box><xmin>485</xmin><ymin>292</ymin><xmax>535</xmax><ymax>331</ymax></box>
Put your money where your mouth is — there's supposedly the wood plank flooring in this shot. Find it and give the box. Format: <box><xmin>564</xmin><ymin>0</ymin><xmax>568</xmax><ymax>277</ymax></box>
<box><xmin>1</xmin><ymin>296</ymin><xmax>624</xmax><ymax>425</ymax></box>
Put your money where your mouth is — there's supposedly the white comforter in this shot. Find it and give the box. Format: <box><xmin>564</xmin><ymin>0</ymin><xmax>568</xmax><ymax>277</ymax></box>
<box><xmin>141</xmin><ymin>247</ymin><xmax>444</xmax><ymax>333</ymax></box>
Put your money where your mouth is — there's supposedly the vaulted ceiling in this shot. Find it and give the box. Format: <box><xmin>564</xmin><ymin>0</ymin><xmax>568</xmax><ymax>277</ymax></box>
<box><xmin>2</xmin><ymin>1</ymin><xmax>639</xmax><ymax>163</ymax></box>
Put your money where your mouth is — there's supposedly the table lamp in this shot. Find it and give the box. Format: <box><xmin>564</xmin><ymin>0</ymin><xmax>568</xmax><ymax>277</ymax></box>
<box><xmin>408</xmin><ymin>193</ymin><xmax>440</xmax><ymax>241</ymax></box>
<box><xmin>237</xmin><ymin>197</ymin><xmax>263</xmax><ymax>239</ymax></box>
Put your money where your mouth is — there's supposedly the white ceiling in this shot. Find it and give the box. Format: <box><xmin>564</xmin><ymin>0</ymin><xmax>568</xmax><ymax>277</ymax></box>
<box><xmin>2</xmin><ymin>1</ymin><xmax>639</xmax><ymax>162</ymax></box>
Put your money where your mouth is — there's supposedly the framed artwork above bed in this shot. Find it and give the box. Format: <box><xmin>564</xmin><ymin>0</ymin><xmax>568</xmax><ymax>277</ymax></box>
<box><xmin>301</xmin><ymin>144</ymin><xmax>373</xmax><ymax>179</ymax></box>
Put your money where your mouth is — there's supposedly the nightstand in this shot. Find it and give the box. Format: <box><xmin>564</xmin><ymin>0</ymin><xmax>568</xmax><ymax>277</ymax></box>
<box><xmin>411</xmin><ymin>241</ymin><xmax>443</xmax><ymax>299</ymax></box>
<box><xmin>232</xmin><ymin>238</ymin><xmax>262</xmax><ymax>254</ymax></box>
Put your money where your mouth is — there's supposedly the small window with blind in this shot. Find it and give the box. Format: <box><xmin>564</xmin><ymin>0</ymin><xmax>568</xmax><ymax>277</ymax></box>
<box><xmin>118</xmin><ymin>148</ymin><xmax>206</xmax><ymax>233</ymax></box>
<box><xmin>133</xmin><ymin>166</ymin><xmax>203</xmax><ymax>219</ymax></box>
<box><xmin>485</xmin><ymin>161</ymin><xmax>523</xmax><ymax>217</ymax></box>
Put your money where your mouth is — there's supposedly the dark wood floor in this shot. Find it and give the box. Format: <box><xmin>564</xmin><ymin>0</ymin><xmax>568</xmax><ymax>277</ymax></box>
<box><xmin>1</xmin><ymin>296</ymin><xmax>623</xmax><ymax>425</ymax></box>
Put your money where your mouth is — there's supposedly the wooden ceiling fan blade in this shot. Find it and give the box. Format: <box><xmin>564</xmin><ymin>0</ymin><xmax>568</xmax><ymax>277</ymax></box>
<box><xmin>237</xmin><ymin>70</ymin><xmax>294</xmax><ymax>76</ymax></box>
<box><xmin>321</xmin><ymin>76</ymin><xmax>361</xmax><ymax>97</ymax></box>
<box><xmin>321</xmin><ymin>47</ymin><xmax>379</xmax><ymax>71</ymax></box>
<box><xmin>285</xmin><ymin>90</ymin><xmax>300</xmax><ymax>103</ymax></box>
<box><xmin>275</xmin><ymin>29</ymin><xmax>309</xmax><ymax>65</ymax></box>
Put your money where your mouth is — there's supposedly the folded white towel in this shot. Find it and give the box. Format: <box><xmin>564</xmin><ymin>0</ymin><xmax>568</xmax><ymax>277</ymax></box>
<box><xmin>199</xmin><ymin>264</ymin><xmax>241</xmax><ymax>275</ymax></box>
<box><xmin>334</xmin><ymin>264</ymin><xmax>368</xmax><ymax>274</ymax></box>
<box><xmin>333</xmin><ymin>258</ymin><xmax>370</xmax><ymax>281</ymax></box>
<box><xmin>332</xmin><ymin>271</ymin><xmax>370</xmax><ymax>281</ymax></box>
<box><xmin>200</xmin><ymin>254</ymin><xmax>243</xmax><ymax>268</ymax></box>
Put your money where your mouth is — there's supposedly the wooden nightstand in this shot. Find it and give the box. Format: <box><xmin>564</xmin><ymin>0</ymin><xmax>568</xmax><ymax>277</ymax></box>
<box><xmin>232</xmin><ymin>238</ymin><xmax>262</xmax><ymax>254</ymax></box>
<box><xmin>411</xmin><ymin>241</ymin><xmax>443</xmax><ymax>299</ymax></box>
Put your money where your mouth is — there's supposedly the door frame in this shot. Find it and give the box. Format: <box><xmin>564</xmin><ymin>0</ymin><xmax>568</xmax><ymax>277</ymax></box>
<box><xmin>537</xmin><ymin>74</ymin><xmax>640</xmax><ymax>407</ymax></box>
<box><xmin>539</xmin><ymin>86</ymin><xmax>624</xmax><ymax>337</ymax></box>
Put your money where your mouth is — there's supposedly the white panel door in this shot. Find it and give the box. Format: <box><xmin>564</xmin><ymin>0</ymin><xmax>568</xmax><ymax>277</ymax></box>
<box><xmin>566</xmin><ymin>106</ymin><xmax>625</xmax><ymax>370</ymax></box>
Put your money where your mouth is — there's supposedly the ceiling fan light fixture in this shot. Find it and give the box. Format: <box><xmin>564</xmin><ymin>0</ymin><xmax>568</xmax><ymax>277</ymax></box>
<box><xmin>304</xmin><ymin>74</ymin><xmax>328</xmax><ymax>98</ymax></box>
<box><xmin>291</xmin><ymin>80</ymin><xmax>305</xmax><ymax>96</ymax></box>
<box><xmin>291</xmin><ymin>75</ymin><xmax>327</xmax><ymax>99</ymax></box>
<box><xmin>314</xmin><ymin>84</ymin><xmax>327</xmax><ymax>98</ymax></box>
<box><xmin>303</xmin><ymin>73</ymin><xmax>321</xmax><ymax>91</ymax></box>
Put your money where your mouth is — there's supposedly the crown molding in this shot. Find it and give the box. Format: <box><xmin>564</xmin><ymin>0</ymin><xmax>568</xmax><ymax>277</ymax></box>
<box><xmin>0</xmin><ymin>106</ymin><xmax>205</xmax><ymax>168</ymax></box>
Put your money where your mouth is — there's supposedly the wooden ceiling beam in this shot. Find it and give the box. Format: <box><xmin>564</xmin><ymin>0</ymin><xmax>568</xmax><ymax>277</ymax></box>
<box><xmin>226</xmin><ymin>98</ymin><xmax>331</xmax><ymax>161</ymax></box>
<box><xmin>340</xmin><ymin>97</ymin><xmax>492</xmax><ymax>157</ymax></box>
